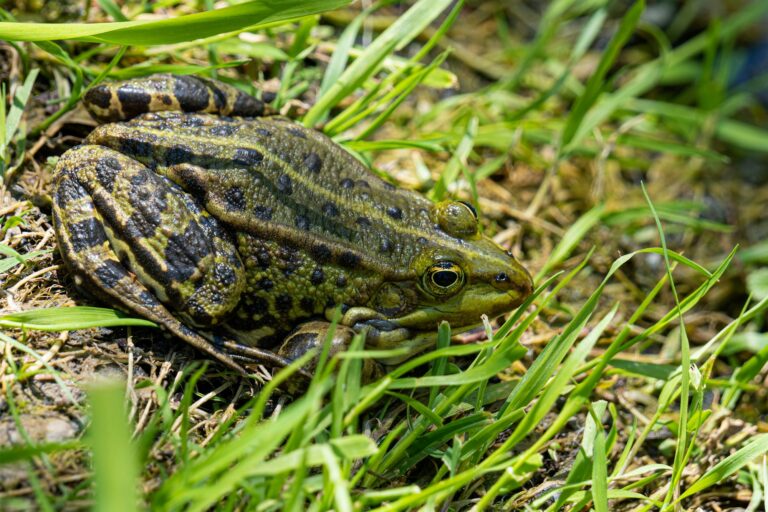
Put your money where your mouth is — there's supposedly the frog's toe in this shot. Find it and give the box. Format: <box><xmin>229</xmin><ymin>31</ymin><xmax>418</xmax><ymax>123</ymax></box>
<box><xmin>278</xmin><ymin>321</ymin><xmax>384</xmax><ymax>382</ymax></box>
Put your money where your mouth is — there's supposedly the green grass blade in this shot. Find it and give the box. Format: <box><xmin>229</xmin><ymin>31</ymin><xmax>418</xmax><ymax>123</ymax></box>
<box><xmin>0</xmin><ymin>306</ymin><xmax>157</xmax><ymax>330</ymax></box>
<box><xmin>561</xmin><ymin>0</ymin><xmax>644</xmax><ymax>152</ymax></box>
<box><xmin>536</xmin><ymin>204</ymin><xmax>605</xmax><ymax>280</ymax></box>
<box><xmin>679</xmin><ymin>434</ymin><xmax>768</xmax><ymax>501</ymax></box>
<box><xmin>304</xmin><ymin>0</ymin><xmax>453</xmax><ymax>127</ymax></box>
<box><xmin>87</xmin><ymin>380</ymin><xmax>138</xmax><ymax>512</ymax></box>
<box><xmin>0</xmin><ymin>0</ymin><xmax>350</xmax><ymax>45</ymax></box>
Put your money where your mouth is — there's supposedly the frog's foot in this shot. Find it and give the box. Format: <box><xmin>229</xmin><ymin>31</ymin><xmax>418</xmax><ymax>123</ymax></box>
<box><xmin>52</xmin><ymin>146</ymin><xmax>257</xmax><ymax>374</ymax></box>
<box><xmin>277</xmin><ymin>321</ymin><xmax>384</xmax><ymax>383</ymax></box>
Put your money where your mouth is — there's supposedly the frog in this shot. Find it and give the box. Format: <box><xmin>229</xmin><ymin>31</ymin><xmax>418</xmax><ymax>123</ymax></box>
<box><xmin>51</xmin><ymin>74</ymin><xmax>533</xmax><ymax>381</ymax></box>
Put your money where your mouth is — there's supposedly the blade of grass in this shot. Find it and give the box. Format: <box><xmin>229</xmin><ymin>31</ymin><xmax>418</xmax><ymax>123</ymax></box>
<box><xmin>0</xmin><ymin>306</ymin><xmax>157</xmax><ymax>330</ymax></box>
<box><xmin>0</xmin><ymin>0</ymin><xmax>351</xmax><ymax>45</ymax></box>
<box><xmin>87</xmin><ymin>380</ymin><xmax>138</xmax><ymax>512</ymax></box>
<box><xmin>304</xmin><ymin>0</ymin><xmax>453</xmax><ymax>127</ymax></box>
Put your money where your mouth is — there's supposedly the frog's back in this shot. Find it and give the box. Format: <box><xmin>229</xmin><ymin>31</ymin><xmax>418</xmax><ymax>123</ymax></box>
<box><xmin>85</xmin><ymin>112</ymin><xmax>443</xmax><ymax>278</ymax></box>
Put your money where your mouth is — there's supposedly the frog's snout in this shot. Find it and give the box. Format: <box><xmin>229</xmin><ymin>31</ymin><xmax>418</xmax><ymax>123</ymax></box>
<box><xmin>489</xmin><ymin>258</ymin><xmax>533</xmax><ymax>299</ymax></box>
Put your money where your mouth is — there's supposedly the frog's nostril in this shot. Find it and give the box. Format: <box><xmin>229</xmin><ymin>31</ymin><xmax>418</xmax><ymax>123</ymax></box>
<box><xmin>495</xmin><ymin>272</ymin><xmax>510</xmax><ymax>284</ymax></box>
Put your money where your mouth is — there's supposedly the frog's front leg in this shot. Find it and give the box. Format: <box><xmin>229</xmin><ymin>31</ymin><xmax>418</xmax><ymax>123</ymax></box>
<box><xmin>52</xmin><ymin>145</ymin><xmax>290</xmax><ymax>374</ymax></box>
<box><xmin>278</xmin><ymin>321</ymin><xmax>384</xmax><ymax>382</ymax></box>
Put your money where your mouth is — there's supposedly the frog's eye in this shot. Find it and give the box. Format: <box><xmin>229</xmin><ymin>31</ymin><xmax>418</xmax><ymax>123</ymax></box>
<box><xmin>433</xmin><ymin>200</ymin><xmax>479</xmax><ymax>238</ymax></box>
<box><xmin>423</xmin><ymin>261</ymin><xmax>465</xmax><ymax>296</ymax></box>
<box><xmin>458</xmin><ymin>200</ymin><xmax>477</xmax><ymax>219</ymax></box>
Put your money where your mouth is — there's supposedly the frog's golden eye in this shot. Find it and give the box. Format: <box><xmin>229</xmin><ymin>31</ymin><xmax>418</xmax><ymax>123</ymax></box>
<box><xmin>423</xmin><ymin>261</ymin><xmax>465</xmax><ymax>296</ymax></box>
<box><xmin>433</xmin><ymin>200</ymin><xmax>479</xmax><ymax>238</ymax></box>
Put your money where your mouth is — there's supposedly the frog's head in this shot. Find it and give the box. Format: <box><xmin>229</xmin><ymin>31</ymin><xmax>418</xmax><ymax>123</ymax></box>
<box><xmin>351</xmin><ymin>200</ymin><xmax>533</xmax><ymax>358</ymax></box>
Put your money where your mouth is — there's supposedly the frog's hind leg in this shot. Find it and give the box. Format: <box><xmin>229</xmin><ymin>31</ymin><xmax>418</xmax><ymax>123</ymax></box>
<box><xmin>51</xmin><ymin>145</ymin><xmax>277</xmax><ymax>375</ymax></box>
<box><xmin>83</xmin><ymin>74</ymin><xmax>268</xmax><ymax>122</ymax></box>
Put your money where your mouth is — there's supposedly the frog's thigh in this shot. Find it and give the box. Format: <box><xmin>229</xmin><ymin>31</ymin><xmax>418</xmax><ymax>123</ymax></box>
<box><xmin>54</xmin><ymin>145</ymin><xmax>246</xmax><ymax>327</ymax></box>
<box><xmin>52</xmin><ymin>146</ymin><xmax>251</xmax><ymax>373</ymax></box>
<box><xmin>278</xmin><ymin>321</ymin><xmax>383</xmax><ymax>382</ymax></box>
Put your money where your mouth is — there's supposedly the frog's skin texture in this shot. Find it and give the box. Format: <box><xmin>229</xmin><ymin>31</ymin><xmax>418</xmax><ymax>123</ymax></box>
<box><xmin>52</xmin><ymin>74</ymin><xmax>533</xmax><ymax>377</ymax></box>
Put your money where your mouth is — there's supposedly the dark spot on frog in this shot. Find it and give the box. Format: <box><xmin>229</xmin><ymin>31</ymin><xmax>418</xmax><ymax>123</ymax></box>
<box><xmin>356</xmin><ymin>216</ymin><xmax>371</xmax><ymax>226</ymax></box>
<box><xmin>241</xmin><ymin>295</ymin><xmax>269</xmax><ymax>316</ymax></box>
<box><xmin>210</xmin><ymin>124</ymin><xmax>237</xmax><ymax>137</ymax></box>
<box><xmin>340</xmin><ymin>178</ymin><xmax>355</xmax><ymax>189</ymax></box>
<box><xmin>94</xmin><ymin>260</ymin><xmax>125</xmax><ymax>289</ymax></box>
<box><xmin>295</xmin><ymin>215</ymin><xmax>310</xmax><ymax>230</ymax></box>
<box><xmin>383</xmin><ymin>182</ymin><xmax>396</xmax><ymax>190</ymax></box>
<box><xmin>386</xmin><ymin>206</ymin><xmax>403</xmax><ymax>220</ymax></box>
<box><xmin>127</xmin><ymin>183</ymin><xmax>168</xmax><ymax>234</ymax></box>
<box><xmin>254</xmin><ymin>205</ymin><xmax>273</xmax><ymax>220</ymax></box>
<box><xmin>322</xmin><ymin>201</ymin><xmax>339</xmax><ymax>217</ymax></box>
<box><xmin>232</xmin><ymin>91</ymin><xmax>265</xmax><ymax>117</ymax></box>
<box><xmin>85</xmin><ymin>85</ymin><xmax>112</xmax><ymax>109</ymax></box>
<box><xmin>117</xmin><ymin>86</ymin><xmax>152</xmax><ymax>119</ymax></box>
<box><xmin>310</xmin><ymin>267</ymin><xmax>325</xmax><ymax>285</ymax></box>
<box><xmin>379</xmin><ymin>238</ymin><xmax>393</xmax><ymax>253</ymax></box>
<box><xmin>165</xmin><ymin>146</ymin><xmax>196</xmax><ymax>165</ymax></box>
<box><xmin>69</xmin><ymin>218</ymin><xmax>108</xmax><ymax>252</ymax></box>
<box><xmin>338</xmin><ymin>251</ymin><xmax>360</xmax><ymax>269</ymax></box>
<box><xmin>224</xmin><ymin>186</ymin><xmax>246</xmax><ymax>211</ymax></box>
<box><xmin>164</xmin><ymin>223</ymin><xmax>211</xmax><ymax>281</ymax></box>
<box><xmin>417</xmin><ymin>237</ymin><xmax>428</xmax><ymax>245</ymax></box>
<box><xmin>277</xmin><ymin>174</ymin><xmax>293</xmax><ymax>195</ymax></box>
<box><xmin>256</xmin><ymin>128</ymin><xmax>272</xmax><ymax>137</ymax></box>
<box><xmin>138</xmin><ymin>290</ymin><xmax>160</xmax><ymax>306</ymax></box>
<box><xmin>233</xmin><ymin>148</ymin><xmax>264</xmax><ymax>167</ymax></box>
<box><xmin>255</xmin><ymin>248</ymin><xmax>271</xmax><ymax>269</ymax></box>
<box><xmin>275</xmin><ymin>294</ymin><xmax>293</xmax><ymax>313</ymax></box>
<box><xmin>119</xmin><ymin>138</ymin><xmax>154</xmax><ymax>159</ymax></box>
<box><xmin>208</xmin><ymin>290</ymin><xmax>224</xmax><ymax>306</ymax></box>
<box><xmin>287</xmin><ymin>127</ymin><xmax>307</xmax><ymax>139</ymax></box>
<box><xmin>299</xmin><ymin>297</ymin><xmax>315</xmax><ymax>313</ymax></box>
<box><xmin>173</xmin><ymin>75</ymin><xmax>210</xmax><ymax>112</ymax></box>
<box><xmin>336</xmin><ymin>275</ymin><xmax>348</xmax><ymax>288</ymax></box>
<box><xmin>310</xmin><ymin>244</ymin><xmax>332</xmax><ymax>263</ymax></box>
<box><xmin>55</xmin><ymin>176</ymin><xmax>87</xmax><ymax>204</ymax></box>
<box><xmin>160</xmin><ymin>94</ymin><xmax>173</xmax><ymax>106</ymax></box>
<box><xmin>325</xmin><ymin>298</ymin><xmax>337</xmax><ymax>309</ymax></box>
<box><xmin>95</xmin><ymin>157</ymin><xmax>122</xmax><ymax>190</ymax></box>
<box><xmin>257</xmin><ymin>277</ymin><xmax>273</xmax><ymax>290</ymax></box>
<box><xmin>304</xmin><ymin>152</ymin><xmax>322</xmax><ymax>173</ymax></box>
<box><xmin>214</xmin><ymin>262</ymin><xmax>238</xmax><ymax>287</ymax></box>
<box><xmin>181</xmin><ymin>115</ymin><xmax>206</xmax><ymax>128</ymax></box>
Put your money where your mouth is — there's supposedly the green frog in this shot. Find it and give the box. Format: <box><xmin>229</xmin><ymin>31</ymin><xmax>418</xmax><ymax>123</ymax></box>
<box><xmin>51</xmin><ymin>74</ymin><xmax>533</xmax><ymax>379</ymax></box>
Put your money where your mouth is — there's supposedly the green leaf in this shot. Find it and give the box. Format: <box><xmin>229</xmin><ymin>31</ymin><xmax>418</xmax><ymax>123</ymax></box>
<box><xmin>2</xmin><ymin>68</ymin><xmax>38</xmax><ymax>148</ymax></box>
<box><xmin>386</xmin><ymin>343</ymin><xmax>527</xmax><ymax>389</ymax></box>
<box><xmin>0</xmin><ymin>306</ymin><xmax>157</xmax><ymax>331</ymax></box>
<box><xmin>680</xmin><ymin>434</ymin><xmax>768</xmax><ymax>500</ymax></box>
<box><xmin>747</xmin><ymin>268</ymin><xmax>768</xmax><ymax>300</ymax></box>
<box><xmin>87</xmin><ymin>380</ymin><xmax>139</xmax><ymax>512</ymax></box>
<box><xmin>561</xmin><ymin>0</ymin><xmax>644</xmax><ymax>151</ymax></box>
<box><xmin>536</xmin><ymin>204</ymin><xmax>605</xmax><ymax>280</ymax></box>
<box><xmin>304</xmin><ymin>0</ymin><xmax>453</xmax><ymax>127</ymax></box>
<box><xmin>716</xmin><ymin>119</ymin><xmax>768</xmax><ymax>154</ymax></box>
<box><xmin>609</xmin><ymin>359</ymin><xmax>677</xmax><ymax>380</ymax></box>
<box><xmin>0</xmin><ymin>0</ymin><xmax>350</xmax><ymax>45</ymax></box>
